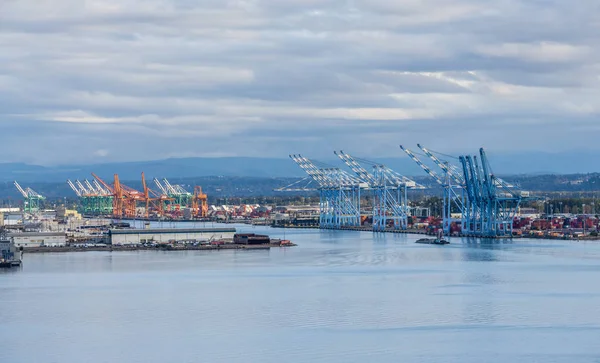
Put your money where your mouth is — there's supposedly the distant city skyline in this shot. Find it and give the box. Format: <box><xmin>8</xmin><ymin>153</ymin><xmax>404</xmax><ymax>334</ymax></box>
<box><xmin>1</xmin><ymin>1</ymin><xmax>599</xmax><ymax>165</ymax></box>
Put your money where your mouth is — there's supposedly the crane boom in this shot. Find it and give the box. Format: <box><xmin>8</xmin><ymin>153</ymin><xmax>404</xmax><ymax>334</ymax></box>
<box><xmin>334</xmin><ymin>151</ymin><xmax>376</xmax><ymax>186</ymax></box>
<box><xmin>153</xmin><ymin>178</ymin><xmax>168</xmax><ymax>194</ymax></box>
<box><xmin>67</xmin><ymin>180</ymin><xmax>82</xmax><ymax>197</ymax></box>
<box><xmin>13</xmin><ymin>181</ymin><xmax>28</xmax><ymax>198</ymax></box>
<box><xmin>400</xmin><ymin>145</ymin><xmax>444</xmax><ymax>185</ymax></box>
<box><xmin>76</xmin><ymin>180</ymin><xmax>90</xmax><ymax>194</ymax></box>
<box><xmin>92</xmin><ymin>180</ymin><xmax>109</xmax><ymax>195</ymax></box>
<box><xmin>417</xmin><ymin>144</ymin><xmax>465</xmax><ymax>185</ymax></box>
<box><xmin>162</xmin><ymin>178</ymin><xmax>178</xmax><ymax>194</ymax></box>
<box><xmin>83</xmin><ymin>180</ymin><xmax>96</xmax><ymax>194</ymax></box>
<box><xmin>141</xmin><ymin>172</ymin><xmax>149</xmax><ymax>198</ymax></box>
<box><xmin>91</xmin><ymin>173</ymin><xmax>114</xmax><ymax>193</ymax></box>
<box><xmin>290</xmin><ymin>155</ymin><xmax>330</xmax><ymax>187</ymax></box>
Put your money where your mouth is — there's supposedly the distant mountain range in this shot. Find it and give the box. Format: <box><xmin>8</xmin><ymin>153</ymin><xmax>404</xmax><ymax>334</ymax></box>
<box><xmin>1</xmin><ymin>151</ymin><xmax>599</xmax><ymax>183</ymax></box>
<box><xmin>0</xmin><ymin>158</ymin><xmax>306</xmax><ymax>182</ymax></box>
<box><xmin>2</xmin><ymin>154</ymin><xmax>600</xmax><ymax>201</ymax></box>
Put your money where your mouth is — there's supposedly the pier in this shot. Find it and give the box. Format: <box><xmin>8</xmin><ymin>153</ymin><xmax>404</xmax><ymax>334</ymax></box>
<box><xmin>22</xmin><ymin>241</ymin><xmax>295</xmax><ymax>254</ymax></box>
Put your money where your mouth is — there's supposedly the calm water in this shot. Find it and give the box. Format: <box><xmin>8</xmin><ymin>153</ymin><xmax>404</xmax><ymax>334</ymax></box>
<box><xmin>2</xmin><ymin>223</ymin><xmax>600</xmax><ymax>363</ymax></box>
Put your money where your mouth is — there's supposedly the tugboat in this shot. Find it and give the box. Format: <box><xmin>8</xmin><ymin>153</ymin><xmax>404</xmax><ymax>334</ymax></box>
<box><xmin>415</xmin><ymin>238</ymin><xmax>449</xmax><ymax>245</ymax></box>
<box><xmin>0</xmin><ymin>227</ymin><xmax>22</xmax><ymax>268</ymax></box>
<box><xmin>416</xmin><ymin>229</ymin><xmax>449</xmax><ymax>245</ymax></box>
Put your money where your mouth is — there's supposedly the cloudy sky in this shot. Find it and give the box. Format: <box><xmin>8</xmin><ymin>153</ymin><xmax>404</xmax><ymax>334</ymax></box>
<box><xmin>1</xmin><ymin>0</ymin><xmax>599</xmax><ymax>166</ymax></box>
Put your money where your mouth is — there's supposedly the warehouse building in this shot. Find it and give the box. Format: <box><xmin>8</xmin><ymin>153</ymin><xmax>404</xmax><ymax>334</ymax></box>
<box><xmin>8</xmin><ymin>232</ymin><xmax>67</xmax><ymax>248</ymax></box>
<box><xmin>109</xmin><ymin>228</ymin><xmax>236</xmax><ymax>245</ymax></box>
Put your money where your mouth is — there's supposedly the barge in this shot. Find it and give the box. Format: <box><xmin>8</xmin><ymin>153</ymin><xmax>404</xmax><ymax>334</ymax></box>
<box><xmin>415</xmin><ymin>238</ymin><xmax>449</xmax><ymax>245</ymax></box>
<box><xmin>416</xmin><ymin>229</ymin><xmax>449</xmax><ymax>245</ymax></box>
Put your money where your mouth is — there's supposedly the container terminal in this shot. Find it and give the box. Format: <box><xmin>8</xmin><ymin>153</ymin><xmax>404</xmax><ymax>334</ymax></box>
<box><xmin>4</xmin><ymin>144</ymin><xmax>600</xmax><ymax>243</ymax></box>
<box><xmin>274</xmin><ymin>146</ymin><xmax>600</xmax><ymax>240</ymax></box>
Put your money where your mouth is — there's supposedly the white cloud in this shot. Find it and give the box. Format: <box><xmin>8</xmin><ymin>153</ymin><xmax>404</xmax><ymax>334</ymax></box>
<box><xmin>0</xmin><ymin>0</ymin><xmax>599</xmax><ymax>165</ymax></box>
<box><xmin>93</xmin><ymin>149</ymin><xmax>110</xmax><ymax>157</ymax></box>
<box><xmin>477</xmin><ymin>42</ymin><xmax>592</xmax><ymax>63</ymax></box>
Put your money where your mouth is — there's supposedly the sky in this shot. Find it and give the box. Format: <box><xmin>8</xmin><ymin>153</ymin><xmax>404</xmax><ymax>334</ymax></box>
<box><xmin>1</xmin><ymin>0</ymin><xmax>600</xmax><ymax>166</ymax></box>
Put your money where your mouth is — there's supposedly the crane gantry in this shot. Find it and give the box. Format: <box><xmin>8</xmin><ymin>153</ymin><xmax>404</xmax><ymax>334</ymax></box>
<box><xmin>402</xmin><ymin>145</ymin><xmax>532</xmax><ymax>237</ymax></box>
<box><xmin>280</xmin><ymin>151</ymin><xmax>420</xmax><ymax>231</ymax></box>
<box><xmin>67</xmin><ymin>178</ymin><xmax>114</xmax><ymax>215</ymax></box>
<box><xmin>14</xmin><ymin>181</ymin><xmax>45</xmax><ymax>214</ymax></box>
<box><xmin>281</xmin><ymin>146</ymin><xmax>531</xmax><ymax>237</ymax></box>
<box><xmin>68</xmin><ymin>173</ymin><xmax>207</xmax><ymax>219</ymax></box>
<box><xmin>335</xmin><ymin>151</ymin><xmax>421</xmax><ymax>231</ymax></box>
<box><xmin>284</xmin><ymin>154</ymin><xmax>364</xmax><ymax>228</ymax></box>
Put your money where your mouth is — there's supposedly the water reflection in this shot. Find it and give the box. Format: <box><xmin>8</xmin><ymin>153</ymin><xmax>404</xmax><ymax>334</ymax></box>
<box><xmin>2</xmin><ymin>226</ymin><xmax>600</xmax><ymax>363</ymax></box>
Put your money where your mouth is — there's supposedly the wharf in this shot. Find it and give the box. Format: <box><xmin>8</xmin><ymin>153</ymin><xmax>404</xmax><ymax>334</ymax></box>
<box><xmin>23</xmin><ymin>242</ymin><xmax>295</xmax><ymax>254</ymax></box>
<box><xmin>272</xmin><ymin>225</ymin><xmax>524</xmax><ymax>239</ymax></box>
<box><xmin>273</xmin><ymin>225</ymin><xmax>428</xmax><ymax>234</ymax></box>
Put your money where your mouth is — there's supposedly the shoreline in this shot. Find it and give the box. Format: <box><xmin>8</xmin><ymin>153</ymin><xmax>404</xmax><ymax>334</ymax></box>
<box><xmin>23</xmin><ymin>242</ymin><xmax>295</xmax><ymax>254</ymax></box>
<box><xmin>271</xmin><ymin>225</ymin><xmax>600</xmax><ymax>240</ymax></box>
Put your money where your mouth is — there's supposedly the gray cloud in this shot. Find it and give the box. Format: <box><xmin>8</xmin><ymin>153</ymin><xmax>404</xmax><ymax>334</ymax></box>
<box><xmin>1</xmin><ymin>0</ymin><xmax>599</xmax><ymax>165</ymax></box>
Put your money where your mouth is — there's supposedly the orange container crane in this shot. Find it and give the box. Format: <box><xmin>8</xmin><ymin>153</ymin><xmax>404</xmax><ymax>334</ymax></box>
<box><xmin>192</xmin><ymin>186</ymin><xmax>208</xmax><ymax>218</ymax></box>
<box><xmin>140</xmin><ymin>172</ymin><xmax>174</xmax><ymax>218</ymax></box>
<box><xmin>113</xmin><ymin>174</ymin><xmax>127</xmax><ymax>218</ymax></box>
<box><xmin>151</xmin><ymin>191</ymin><xmax>174</xmax><ymax>217</ymax></box>
<box><xmin>141</xmin><ymin>172</ymin><xmax>153</xmax><ymax>218</ymax></box>
<box><xmin>92</xmin><ymin>172</ymin><xmax>145</xmax><ymax>219</ymax></box>
<box><xmin>92</xmin><ymin>172</ymin><xmax>180</xmax><ymax>219</ymax></box>
<box><xmin>91</xmin><ymin>172</ymin><xmax>122</xmax><ymax>218</ymax></box>
<box><xmin>119</xmin><ymin>176</ymin><xmax>146</xmax><ymax>218</ymax></box>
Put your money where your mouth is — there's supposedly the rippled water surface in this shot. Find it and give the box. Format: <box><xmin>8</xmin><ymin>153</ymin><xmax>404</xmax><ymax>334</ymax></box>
<box><xmin>2</xmin><ymin>224</ymin><xmax>600</xmax><ymax>363</ymax></box>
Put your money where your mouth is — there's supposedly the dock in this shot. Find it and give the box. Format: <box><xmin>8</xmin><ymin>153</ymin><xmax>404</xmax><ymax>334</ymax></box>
<box><xmin>22</xmin><ymin>242</ymin><xmax>295</xmax><ymax>254</ymax></box>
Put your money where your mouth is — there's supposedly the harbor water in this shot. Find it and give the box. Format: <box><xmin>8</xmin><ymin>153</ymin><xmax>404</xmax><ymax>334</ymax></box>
<box><xmin>1</xmin><ymin>223</ymin><xmax>600</xmax><ymax>363</ymax></box>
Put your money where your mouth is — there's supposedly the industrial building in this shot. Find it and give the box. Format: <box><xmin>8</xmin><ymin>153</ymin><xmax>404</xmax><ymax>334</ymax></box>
<box><xmin>0</xmin><ymin>238</ymin><xmax>18</xmax><ymax>261</ymax></box>
<box><xmin>109</xmin><ymin>228</ymin><xmax>236</xmax><ymax>245</ymax></box>
<box><xmin>56</xmin><ymin>206</ymin><xmax>82</xmax><ymax>220</ymax></box>
<box><xmin>8</xmin><ymin>232</ymin><xmax>67</xmax><ymax>248</ymax></box>
<box><xmin>1</xmin><ymin>229</ymin><xmax>21</xmax><ymax>266</ymax></box>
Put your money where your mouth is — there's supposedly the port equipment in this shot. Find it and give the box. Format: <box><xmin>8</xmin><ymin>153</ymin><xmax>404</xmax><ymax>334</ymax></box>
<box><xmin>402</xmin><ymin>145</ymin><xmax>531</xmax><ymax>237</ymax></box>
<box><xmin>400</xmin><ymin>146</ymin><xmax>465</xmax><ymax>234</ymax></box>
<box><xmin>192</xmin><ymin>186</ymin><xmax>208</xmax><ymax>218</ymax></box>
<box><xmin>335</xmin><ymin>151</ymin><xmax>422</xmax><ymax>231</ymax></box>
<box><xmin>458</xmin><ymin>148</ymin><xmax>529</xmax><ymax>237</ymax></box>
<box><xmin>88</xmin><ymin>173</ymin><xmax>206</xmax><ymax>219</ymax></box>
<box><xmin>282</xmin><ymin>154</ymin><xmax>364</xmax><ymax>228</ymax></box>
<box><xmin>91</xmin><ymin>173</ymin><xmax>139</xmax><ymax>219</ymax></box>
<box><xmin>116</xmin><ymin>174</ymin><xmax>151</xmax><ymax>219</ymax></box>
<box><xmin>13</xmin><ymin>181</ymin><xmax>45</xmax><ymax>214</ymax></box>
<box><xmin>67</xmin><ymin>179</ymin><xmax>114</xmax><ymax>215</ymax></box>
<box><xmin>141</xmin><ymin>172</ymin><xmax>155</xmax><ymax>218</ymax></box>
<box><xmin>153</xmin><ymin>178</ymin><xmax>194</xmax><ymax>214</ymax></box>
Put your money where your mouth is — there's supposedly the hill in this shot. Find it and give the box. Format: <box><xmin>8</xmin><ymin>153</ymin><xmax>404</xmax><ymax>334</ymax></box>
<box><xmin>3</xmin><ymin>150</ymin><xmax>600</xmax><ymax>183</ymax></box>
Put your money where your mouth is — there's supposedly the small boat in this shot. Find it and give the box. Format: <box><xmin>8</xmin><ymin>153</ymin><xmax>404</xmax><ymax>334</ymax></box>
<box><xmin>0</xmin><ymin>260</ymin><xmax>22</xmax><ymax>268</ymax></box>
<box><xmin>416</xmin><ymin>238</ymin><xmax>449</xmax><ymax>245</ymax></box>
